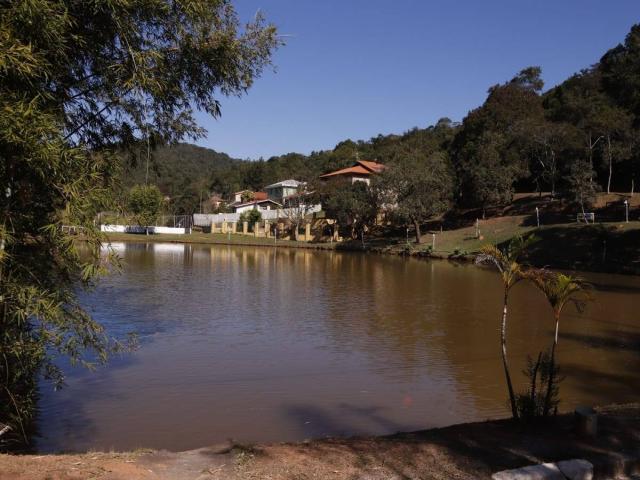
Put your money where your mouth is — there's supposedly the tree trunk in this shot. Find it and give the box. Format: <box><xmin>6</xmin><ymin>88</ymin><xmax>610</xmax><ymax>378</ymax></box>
<box><xmin>413</xmin><ymin>219</ymin><xmax>421</xmax><ymax>244</ymax></box>
<box><xmin>543</xmin><ymin>314</ymin><xmax>560</xmax><ymax>416</ymax></box>
<box><xmin>607</xmin><ymin>134</ymin><xmax>612</xmax><ymax>195</ymax></box>
<box><xmin>501</xmin><ymin>289</ymin><xmax>519</xmax><ymax>420</ymax></box>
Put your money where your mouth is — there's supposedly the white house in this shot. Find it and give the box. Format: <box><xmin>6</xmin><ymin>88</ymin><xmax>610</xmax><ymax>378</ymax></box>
<box><xmin>264</xmin><ymin>179</ymin><xmax>305</xmax><ymax>203</ymax></box>
<box><xmin>233</xmin><ymin>198</ymin><xmax>282</xmax><ymax>214</ymax></box>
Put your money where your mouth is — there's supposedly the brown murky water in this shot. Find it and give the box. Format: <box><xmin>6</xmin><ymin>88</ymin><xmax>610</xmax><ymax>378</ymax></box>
<box><xmin>35</xmin><ymin>242</ymin><xmax>640</xmax><ymax>452</ymax></box>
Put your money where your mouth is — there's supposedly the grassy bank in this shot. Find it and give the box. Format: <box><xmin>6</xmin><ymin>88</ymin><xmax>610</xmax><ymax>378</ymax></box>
<box><xmin>2</xmin><ymin>404</ymin><xmax>639</xmax><ymax>479</ymax></box>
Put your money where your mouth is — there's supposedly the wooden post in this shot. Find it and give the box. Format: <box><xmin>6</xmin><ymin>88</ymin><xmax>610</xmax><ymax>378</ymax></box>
<box><xmin>254</xmin><ymin>222</ymin><xmax>259</xmax><ymax>237</ymax></box>
<box><xmin>221</xmin><ymin>221</ymin><xmax>227</xmax><ymax>234</ymax></box>
<box><xmin>210</xmin><ymin>221</ymin><xmax>215</xmax><ymax>234</ymax></box>
<box><xmin>231</xmin><ymin>221</ymin><xmax>237</xmax><ymax>234</ymax></box>
<box><xmin>242</xmin><ymin>221</ymin><xmax>248</xmax><ymax>235</ymax></box>
<box><xmin>305</xmin><ymin>223</ymin><xmax>311</xmax><ymax>242</ymax></box>
<box><xmin>265</xmin><ymin>220</ymin><xmax>270</xmax><ymax>238</ymax></box>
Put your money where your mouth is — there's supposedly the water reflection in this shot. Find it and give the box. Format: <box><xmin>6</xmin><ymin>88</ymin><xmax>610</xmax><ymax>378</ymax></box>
<box><xmin>35</xmin><ymin>243</ymin><xmax>640</xmax><ymax>452</ymax></box>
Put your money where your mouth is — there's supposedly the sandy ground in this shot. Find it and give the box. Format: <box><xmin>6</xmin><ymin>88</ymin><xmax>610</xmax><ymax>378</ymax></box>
<box><xmin>1</xmin><ymin>404</ymin><xmax>639</xmax><ymax>480</ymax></box>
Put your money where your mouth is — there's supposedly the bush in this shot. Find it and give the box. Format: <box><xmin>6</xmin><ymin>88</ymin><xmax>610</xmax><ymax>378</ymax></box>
<box><xmin>515</xmin><ymin>350</ymin><xmax>562</xmax><ymax>421</ymax></box>
<box><xmin>239</xmin><ymin>209</ymin><xmax>262</xmax><ymax>228</ymax></box>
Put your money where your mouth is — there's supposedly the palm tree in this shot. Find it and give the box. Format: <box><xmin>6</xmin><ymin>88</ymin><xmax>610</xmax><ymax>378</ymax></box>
<box><xmin>525</xmin><ymin>269</ymin><xmax>590</xmax><ymax>415</ymax></box>
<box><xmin>476</xmin><ymin>235</ymin><xmax>536</xmax><ymax>420</ymax></box>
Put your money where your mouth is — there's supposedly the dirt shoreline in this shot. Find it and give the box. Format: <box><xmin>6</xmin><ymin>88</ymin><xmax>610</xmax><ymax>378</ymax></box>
<box><xmin>2</xmin><ymin>404</ymin><xmax>639</xmax><ymax>479</ymax></box>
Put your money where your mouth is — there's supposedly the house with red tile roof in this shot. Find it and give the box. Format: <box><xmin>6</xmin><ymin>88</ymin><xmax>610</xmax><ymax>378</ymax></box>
<box><xmin>319</xmin><ymin>160</ymin><xmax>385</xmax><ymax>185</ymax></box>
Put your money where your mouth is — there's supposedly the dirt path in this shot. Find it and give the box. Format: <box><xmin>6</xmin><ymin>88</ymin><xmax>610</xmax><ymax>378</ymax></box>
<box><xmin>1</xmin><ymin>404</ymin><xmax>639</xmax><ymax>480</ymax></box>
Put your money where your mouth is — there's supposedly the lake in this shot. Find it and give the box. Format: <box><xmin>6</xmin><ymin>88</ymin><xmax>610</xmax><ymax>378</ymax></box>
<box><xmin>35</xmin><ymin>242</ymin><xmax>640</xmax><ymax>452</ymax></box>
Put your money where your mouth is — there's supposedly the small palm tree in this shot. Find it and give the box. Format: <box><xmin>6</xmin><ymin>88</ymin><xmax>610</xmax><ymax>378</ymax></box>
<box><xmin>476</xmin><ymin>235</ymin><xmax>536</xmax><ymax>420</ymax></box>
<box><xmin>525</xmin><ymin>269</ymin><xmax>591</xmax><ymax>415</ymax></box>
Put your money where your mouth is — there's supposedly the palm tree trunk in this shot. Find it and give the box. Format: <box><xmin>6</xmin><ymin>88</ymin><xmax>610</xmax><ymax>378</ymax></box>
<box><xmin>501</xmin><ymin>289</ymin><xmax>518</xmax><ymax>419</ymax></box>
<box><xmin>543</xmin><ymin>314</ymin><xmax>560</xmax><ymax>416</ymax></box>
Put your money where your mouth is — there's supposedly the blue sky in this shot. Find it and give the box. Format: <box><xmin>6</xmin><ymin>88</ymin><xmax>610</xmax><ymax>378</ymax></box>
<box><xmin>195</xmin><ymin>0</ymin><xmax>640</xmax><ymax>159</ymax></box>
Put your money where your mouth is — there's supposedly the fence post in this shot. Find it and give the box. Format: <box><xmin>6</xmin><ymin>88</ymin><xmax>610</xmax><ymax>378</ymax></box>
<box><xmin>231</xmin><ymin>221</ymin><xmax>237</xmax><ymax>234</ymax></box>
<box><xmin>210</xmin><ymin>221</ymin><xmax>215</xmax><ymax>234</ymax></box>
<box><xmin>243</xmin><ymin>221</ymin><xmax>248</xmax><ymax>235</ymax></box>
<box><xmin>265</xmin><ymin>220</ymin><xmax>270</xmax><ymax>238</ymax></box>
<box><xmin>221</xmin><ymin>221</ymin><xmax>227</xmax><ymax>234</ymax></box>
<box><xmin>305</xmin><ymin>223</ymin><xmax>311</xmax><ymax>242</ymax></box>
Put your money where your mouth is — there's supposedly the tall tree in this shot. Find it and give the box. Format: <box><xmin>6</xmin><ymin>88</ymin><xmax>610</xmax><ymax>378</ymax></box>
<box><xmin>378</xmin><ymin>150</ymin><xmax>453</xmax><ymax>243</ymax></box>
<box><xmin>453</xmin><ymin>67</ymin><xmax>544</xmax><ymax>212</ymax></box>
<box><xmin>0</xmin><ymin>0</ymin><xmax>279</xmax><ymax>444</ymax></box>
<box><xmin>476</xmin><ymin>236</ymin><xmax>535</xmax><ymax>420</ymax></box>
<box><xmin>321</xmin><ymin>180</ymin><xmax>379</xmax><ymax>245</ymax></box>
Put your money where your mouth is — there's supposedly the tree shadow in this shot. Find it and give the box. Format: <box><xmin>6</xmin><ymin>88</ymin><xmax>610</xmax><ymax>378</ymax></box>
<box><xmin>272</xmin><ymin>406</ymin><xmax>640</xmax><ymax>479</ymax></box>
<box><xmin>512</xmin><ymin>225</ymin><xmax>640</xmax><ymax>274</ymax></box>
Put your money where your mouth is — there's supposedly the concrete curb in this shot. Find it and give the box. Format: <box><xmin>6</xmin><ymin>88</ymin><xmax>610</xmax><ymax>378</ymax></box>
<box><xmin>492</xmin><ymin>459</ymin><xmax>592</xmax><ymax>480</ymax></box>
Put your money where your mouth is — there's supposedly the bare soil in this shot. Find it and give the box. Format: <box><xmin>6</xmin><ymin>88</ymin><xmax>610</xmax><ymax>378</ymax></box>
<box><xmin>1</xmin><ymin>404</ymin><xmax>639</xmax><ymax>480</ymax></box>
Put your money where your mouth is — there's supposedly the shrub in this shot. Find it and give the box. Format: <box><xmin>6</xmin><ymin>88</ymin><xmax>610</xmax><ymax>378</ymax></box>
<box><xmin>239</xmin><ymin>209</ymin><xmax>262</xmax><ymax>227</ymax></box>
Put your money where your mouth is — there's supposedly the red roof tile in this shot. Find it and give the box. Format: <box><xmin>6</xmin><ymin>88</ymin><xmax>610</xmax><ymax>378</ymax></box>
<box><xmin>253</xmin><ymin>191</ymin><xmax>268</xmax><ymax>200</ymax></box>
<box><xmin>319</xmin><ymin>160</ymin><xmax>385</xmax><ymax>179</ymax></box>
<box><xmin>356</xmin><ymin>160</ymin><xmax>386</xmax><ymax>173</ymax></box>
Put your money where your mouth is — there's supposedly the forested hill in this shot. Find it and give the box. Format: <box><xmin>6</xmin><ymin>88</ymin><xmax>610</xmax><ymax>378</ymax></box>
<box><xmin>122</xmin><ymin>143</ymin><xmax>242</xmax><ymax>194</ymax></box>
<box><xmin>127</xmin><ymin>24</ymin><xmax>640</xmax><ymax>215</ymax></box>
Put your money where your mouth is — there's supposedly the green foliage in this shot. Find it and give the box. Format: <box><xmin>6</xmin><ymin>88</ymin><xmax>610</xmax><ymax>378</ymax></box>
<box><xmin>378</xmin><ymin>149</ymin><xmax>453</xmax><ymax>243</ymax></box>
<box><xmin>321</xmin><ymin>180</ymin><xmax>379</xmax><ymax>240</ymax></box>
<box><xmin>0</xmin><ymin>0</ymin><xmax>278</xmax><ymax>447</ymax></box>
<box><xmin>127</xmin><ymin>185</ymin><xmax>164</xmax><ymax>228</ymax></box>
<box><xmin>567</xmin><ymin>159</ymin><xmax>599</xmax><ymax>212</ymax></box>
<box><xmin>515</xmin><ymin>351</ymin><xmax>562</xmax><ymax>420</ymax></box>
<box><xmin>453</xmin><ymin>68</ymin><xmax>543</xmax><ymax>210</ymax></box>
<box><xmin>239</xmin><ymin>209</ymin><xmax>262</xmax><ymax>226</ymax></box>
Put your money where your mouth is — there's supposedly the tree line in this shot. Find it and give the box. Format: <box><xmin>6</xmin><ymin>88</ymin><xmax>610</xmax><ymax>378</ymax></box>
<box><xmin>139</xmin><ymin>25</ymin><xmax>640</xmax><ymax>226</ymax></box>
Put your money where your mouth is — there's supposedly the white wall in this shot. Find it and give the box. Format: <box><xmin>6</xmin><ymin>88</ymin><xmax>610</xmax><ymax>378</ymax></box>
<box><xmin>193</xmin><ymin>204</ymin><xmax>322</xmax><ymax>227</ymax></box>
<box><xmin>100</xmin><ymin>225</ymin><xmax>187</xmax><ymax>234</ymax></box>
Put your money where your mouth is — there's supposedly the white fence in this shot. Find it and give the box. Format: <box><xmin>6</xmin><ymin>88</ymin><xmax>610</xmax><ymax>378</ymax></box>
<box><xmin>100</xmin><ymin>225</ymin><xmax>188</xmax><ymax>234</ymax></box>
<box><xmin>193</xmin><ymin>204</ymin><xmax>322</xmax><ymax>227</ymax></box>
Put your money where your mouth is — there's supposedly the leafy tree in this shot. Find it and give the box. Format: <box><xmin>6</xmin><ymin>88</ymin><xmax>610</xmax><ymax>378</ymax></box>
<box><xmin>453</xmin><ymin>68</ymin><xmax>544</xmax><ymax>212</ymax></box>
<box><xmin>600</xmin><ymin>24</ymin><xmax>640</xmax><ymax>121</ymax></box>
<box><xmin>321</xmin><ymin>180</ymin><xmax>379</xmax><ymax>245</ymax></box>
<box><xmin>475</xmin><ymin>235</ymin><xmax>536</xmax><ymax>420</ymax></box>
<box><xmin>527</xmin><ymin>121</ymin><xmax>580</xmax><ymax>197</ymax></box>
<box><xmin>128</xmin><ymin>185</ymin><xmax>164</xmax><ymax>231</ymax></box>
<box><xmin>239</xmin><ymin>208</ymin><xmax>262</xmax><ymax>227</ymax></box>
<box><xmin>0</xmin><ymin>0</ymin><xmax>278</xmax><ymax>444</ymax></box>
<box><xmin>379</xmin><ymin>150</ymin><xmax>453</xmax><ymax>243</ymax></box>
<box><xmin>545</xmin><ymin>68</ymin><xmax>634</xmax><ymax>193</ymax></box>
